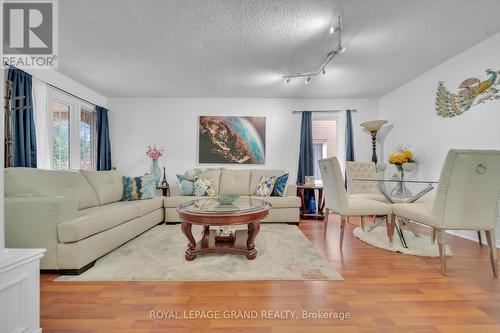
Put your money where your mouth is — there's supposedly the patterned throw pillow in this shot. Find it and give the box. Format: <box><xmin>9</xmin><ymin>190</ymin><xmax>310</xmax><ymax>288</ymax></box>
<box><xmin>255</xmin><ymin>176</ymin><xmax>277</xmax><ymax>197</ymax></box>
<box><xmin>176</xmin><ymin>174</ymin><xmax>195</xmax><ymax>196</ymax></box>
<box><xmin>193</xmin><ymin>176</ymin><xmax>216</xmax><ymax>196</ymax></box>
<box><xmin>271</xmin><ymin>173</ymin><xmax>289</xmax><ymax>197</ymax></box>
<box><xmin>122</xmin><ymin>175</ymin><xmax>156</xmax><ymax>201</ymax></box>
<box><xmin>140</xmin><ymin>175</ymin><xmax>156</xmax><ymax>199</ymax></box>
<box><xmin>122</xmin><ymin>176</ymin><xmax>143</xmax><ymax>201</ymax></box>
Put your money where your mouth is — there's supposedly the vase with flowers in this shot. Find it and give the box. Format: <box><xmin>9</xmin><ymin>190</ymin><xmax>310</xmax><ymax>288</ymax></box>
<box><xmin>146</xmin><ymin>145</ymin><xmax>165</xmax><ymax>187</ymax></box>
<box><xmin>388</xmin><ymin>147</ymin><xmax>415</xmax><ymax>198</ymax></box>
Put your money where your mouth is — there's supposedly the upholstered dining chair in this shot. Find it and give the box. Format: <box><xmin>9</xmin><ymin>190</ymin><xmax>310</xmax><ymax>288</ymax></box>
<box><xmin>319</xmin><ymin>157</ymin><xmax>392</xmax><ymax>249</ymax></box>
<box><xmin>391</xmin><ymin>149</ymin><xmax>500</xmax><ymax>277</ymax></box>
<box><xmin>346</xmin><ymin>161</ymin><xmax>388</xmax><ymax>230</ymax></box>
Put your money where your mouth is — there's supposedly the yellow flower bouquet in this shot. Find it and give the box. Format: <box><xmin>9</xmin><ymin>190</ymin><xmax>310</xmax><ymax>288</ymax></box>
<box><xmin>389</xmin><ymin>150</ymin><xmax>414</xmax><ymax>167</ymax></box>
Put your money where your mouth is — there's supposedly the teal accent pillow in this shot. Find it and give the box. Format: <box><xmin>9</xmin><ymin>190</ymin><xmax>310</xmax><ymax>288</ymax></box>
<box><xmin>122</xmin><ymin>176</ymin><xmax>142</xmax><ymax>201</ymax></box>
<box><xmin>140</xmin><ymin>175</ymin><xmax>156</xmax><ymax>199</ymax></box>
<box><xmin>272</xmin><ymin>173</ymin><xmax>289</xmax><ymax>197</ymax></box>
<box><xmin>176</xmin><ymin>174</ymin><xmax>195</xmax><ymax>196</ymax></box>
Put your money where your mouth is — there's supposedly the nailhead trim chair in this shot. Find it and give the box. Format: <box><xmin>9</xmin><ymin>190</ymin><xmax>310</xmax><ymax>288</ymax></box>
<box><xmin>319</xmin><ymin>157</ymin><xmax>393</xmax><ymax>249</ymax></box>
<box><xmin>391</xmin><ymin>149</ymin><xmax>500</xmax><ymax>277</ymax></box>
<box><xmin>346</xmin><ymin>161</ymin><xmax>388</xmax><ymax>230</ymax></box>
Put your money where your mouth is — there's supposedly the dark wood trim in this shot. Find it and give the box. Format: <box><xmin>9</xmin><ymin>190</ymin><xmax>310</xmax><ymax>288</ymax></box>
<box><xmin>40</xmin><ymin>260</ymin><xmax>96</xmax><ymax>276</ymax></box>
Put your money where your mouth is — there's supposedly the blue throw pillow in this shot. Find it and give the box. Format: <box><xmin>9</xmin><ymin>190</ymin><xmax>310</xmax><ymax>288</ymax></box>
<box><xmin>272</xmin><ymin>173</ymin><xmax>289</xmax><ymax>197</ymax></box>
<box><xmin>140</xmin><ymin>175</ymin><xmax>156</xmax><ymax>199</ymax></box>
<box><xmin>176</xmin><ymin>174</ymin><xmax>195</xmax><ymax>196</ymax></box>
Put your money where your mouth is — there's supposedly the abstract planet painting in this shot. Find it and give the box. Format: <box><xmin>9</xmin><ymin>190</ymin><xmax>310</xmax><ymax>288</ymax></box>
<box><xmin>198</xmin><ymin>116</ymin><xmax>266</xmax><ymax>164</ymax></box>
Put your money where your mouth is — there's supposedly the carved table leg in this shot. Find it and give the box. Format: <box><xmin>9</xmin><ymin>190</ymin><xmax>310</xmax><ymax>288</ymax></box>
<box><xmin>181</xmin><ymin>221</ymin><xmax>196</xmax><ymax>261</ymax></box>
<box><xmin>246</xmin><ymin>221</ymin><xmax>261</xmax><ymax>260</ymax></box>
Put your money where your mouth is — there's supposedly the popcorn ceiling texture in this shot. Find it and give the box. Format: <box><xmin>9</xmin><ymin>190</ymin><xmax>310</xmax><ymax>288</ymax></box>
<box><xmin>57</xmin><ymin>0</ymin><xmax>500</xmax><ymax>98</ymax></box>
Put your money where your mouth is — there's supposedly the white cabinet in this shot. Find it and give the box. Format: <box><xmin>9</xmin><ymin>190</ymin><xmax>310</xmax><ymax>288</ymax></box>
<box><xmin>0</xmin><ymin>249</ymin><xmax>45</xmax><ymax>333</ymax></box>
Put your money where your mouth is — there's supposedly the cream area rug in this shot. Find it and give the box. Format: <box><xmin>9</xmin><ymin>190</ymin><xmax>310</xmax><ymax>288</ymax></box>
<box><xmin>56</xmin><ymin>224</ymin><xmax>342</xmax><ymax>281</ymax></box>
<box><xmin>353</xmin><ymin>227</ymin><xmax>453</xmax><ymax>257</ymax></box>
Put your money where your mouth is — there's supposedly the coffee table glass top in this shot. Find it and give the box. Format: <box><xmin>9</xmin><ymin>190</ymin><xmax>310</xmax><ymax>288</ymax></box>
<box><xmin>179</xmin><ymin>197</ymin><xmax>270</xmax><ymax>214</ymax></box>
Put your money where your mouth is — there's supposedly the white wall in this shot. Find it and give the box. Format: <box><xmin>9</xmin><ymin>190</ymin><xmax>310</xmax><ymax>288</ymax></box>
<box><xmin>108</xmin><ymin>98</ymin><xmax>378</xmax><ymax>183</ymax></box>
<box><xmin>379</xmin><ymin>32</ymin><xmax>500</xmax><ymax>245</ymax></box>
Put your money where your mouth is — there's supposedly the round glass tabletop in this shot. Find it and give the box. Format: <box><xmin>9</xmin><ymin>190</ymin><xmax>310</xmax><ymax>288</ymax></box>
<box><xmin>178</xmin><ymin>197</ymin><xmax>270</xmax><ymax>214</ymax></box>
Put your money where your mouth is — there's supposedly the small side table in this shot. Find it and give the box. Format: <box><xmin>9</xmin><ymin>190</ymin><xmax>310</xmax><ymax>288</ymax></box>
<box><xmin>297</xmin><ymin>185</ymin><xmax>325</xmax><ymax>220</ymax></box>
<box><xmin>157</xmin><ymin>185</ymin><xmax>170</xmax><ymax>197</ymax></box>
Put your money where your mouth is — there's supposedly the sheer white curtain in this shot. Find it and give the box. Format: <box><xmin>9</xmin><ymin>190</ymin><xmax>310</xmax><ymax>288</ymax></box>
<box><xmin>33</xmin><ymin>78</ymin><xmax>52</xmax><ymax>169</ymax></box>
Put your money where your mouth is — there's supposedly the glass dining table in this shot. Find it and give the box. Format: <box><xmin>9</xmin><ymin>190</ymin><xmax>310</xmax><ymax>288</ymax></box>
<box><xmin>352</xmin><ymin>178</ymin><xmax>439</xmax><ymax>248</ymax></box>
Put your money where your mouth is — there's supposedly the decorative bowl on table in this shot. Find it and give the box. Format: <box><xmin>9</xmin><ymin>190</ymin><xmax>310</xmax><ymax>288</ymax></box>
<box><xmin>213</xmin><ymin>194</ymin><xmax>239</xmax><ymax>205</ymax></box>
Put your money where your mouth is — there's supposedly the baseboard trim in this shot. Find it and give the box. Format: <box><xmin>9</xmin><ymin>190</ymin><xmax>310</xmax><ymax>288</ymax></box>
<box><xmin>40</xmin><ymin>260</ymin><xmax>96</xmax><ymax>276</ymax></box>
<box><xmin>447</xmin><ymin>230</ymin><xmax>500</xmax><ymax>249</ymax></box>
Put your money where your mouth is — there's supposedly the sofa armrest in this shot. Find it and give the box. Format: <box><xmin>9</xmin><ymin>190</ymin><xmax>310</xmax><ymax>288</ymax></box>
<box><xmin>170</xmin><ymin>183</ymin><xmax>181</xmax><ymax>196</ymax></box>
<box><xmin>285</xmin><ymin>184</ymin><xmax>297</xmax><ymax>197</ymax></box>
<box><xmin>5</xmin><ymin>196</ymin><xmax>79</xmax><ymax>249</ymax></box>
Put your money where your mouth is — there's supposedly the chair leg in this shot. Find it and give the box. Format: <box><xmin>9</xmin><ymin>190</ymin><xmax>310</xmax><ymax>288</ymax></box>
<box><xmin>323</xmin><ymin>208</ymin><xmax>330</xmax><ymax>237</ymax></box>
<box><xmin>386</xmin><ymin>215</ymin><xmax>395</xmax><ymax>246</ymax></box>
<box><xmin>477</xmin><ymin>231</ymin><xmax>483</xmax><ymax>248</ymax></box>
<box><xmin>485</xmin><ymin>230</ymin><xmax>498</xmax><ymax>278</ymax></box>
<box><xmin>431</xmin><ymin>227</ymin><xmax>436</xmax><ymax>244</ymax></box>
<box><xmin>437</xmin><ymin>229</ymin><xmax>447</xmax><ymax>276</ymax></box>
<box><xmin>339</xmin><ymin>215</ymin><xmax>346</xmax><ymax>250</ymax></box>
<box><xmin>361</xmin><ymin>216</ymin><xmax>366</xmax><ymax>231</ymax></box>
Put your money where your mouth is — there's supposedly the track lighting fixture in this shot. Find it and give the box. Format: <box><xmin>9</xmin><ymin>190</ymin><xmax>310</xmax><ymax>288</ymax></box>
<box><xmin>283</xmin><ymin>15</ymin><xmax>345</xmax><ymax>84</ymax></box>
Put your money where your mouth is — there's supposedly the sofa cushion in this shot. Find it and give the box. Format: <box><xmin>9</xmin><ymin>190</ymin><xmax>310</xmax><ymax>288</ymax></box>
<box><xmin>164</xmin><ymin>196</ymin><xmax>206</xmax><ymax>208</ymax></box>
<box><xmin>219</xmin><ymin>169</ymin><xmax>251</xmax><ymax>195</ymax></box>
<box><xmin>133</xmin><ymin>197</ymin><xmax>164</xmax><ymax>216</ymax></box>
<box><xmin>250</xmin><ymin>169</ymin><xmax>285</xmax><ymax>195</ymax></box>
<box><xmin>81</xmin><ymin>170</ymin><xmax>124</xmax><ymax>205</ymax></box>
<box><xmin>255</xmin><ymin>176</ymin><xmax>277</xmax><ymax>197</ymax></box>
<box><xmin>272</xmin><ymin>173</ymin><xmax>289</xmax><ymax>197</ymax></box>
<box><xmin>4</xmin><ymin>168</ymin><xmax>99</xmax><ymax>210</ymax></box>
<box><xmin>58</xmin><ymin>202</ymin><xmax>137</xmax><ymax>242</ymax></box>
<box><xmin>250</xmin><ymin>196</ymin><xmax>301</xmax><ymax>208</ymax></box>
<box><xmin>176</xmin><ymin>174</ymin><xmax>195</xmax><ymax>195</ymax></box>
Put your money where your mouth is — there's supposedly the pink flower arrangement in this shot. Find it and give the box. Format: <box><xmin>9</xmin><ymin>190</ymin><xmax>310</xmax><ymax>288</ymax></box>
<box><xmin>146</xmin><ymin>145</ymin><xmax>164</xmax><ymax>160</ymax></box>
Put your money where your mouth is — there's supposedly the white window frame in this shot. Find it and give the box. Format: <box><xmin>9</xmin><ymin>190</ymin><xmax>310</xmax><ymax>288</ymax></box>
<box><xmin>47</xmin><ymin>87</ymin><xmax>97</xmax><ymax>170</ymax></box>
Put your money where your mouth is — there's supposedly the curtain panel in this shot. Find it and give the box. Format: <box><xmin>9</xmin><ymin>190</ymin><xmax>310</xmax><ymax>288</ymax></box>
<box><xmin>345</xmin><ymin>109</ymin><xmax>355</xmax><ymax>188</ymax></box>
<box><xmin>96</xmin><ymin>106</ymin><xmax>112</xmax><ymax>171</ymax></box>
<box><xmin>7</xmin><ymin>67</ymin><xmax>37</xmax><ymax>168</ymax></box>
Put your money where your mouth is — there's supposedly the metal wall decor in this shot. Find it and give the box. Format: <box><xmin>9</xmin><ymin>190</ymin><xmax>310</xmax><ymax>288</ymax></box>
<box><xmin>435</xmin><ymin>69</ymin><xmax>500</xmax><ymax>118</ymax></box>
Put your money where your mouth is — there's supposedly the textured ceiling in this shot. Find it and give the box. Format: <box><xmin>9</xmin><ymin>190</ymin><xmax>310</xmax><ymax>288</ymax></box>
<box><xmin>58</xmin><ymin>0</ymin><xmax>500</xmax><ymax>98</ymax></box>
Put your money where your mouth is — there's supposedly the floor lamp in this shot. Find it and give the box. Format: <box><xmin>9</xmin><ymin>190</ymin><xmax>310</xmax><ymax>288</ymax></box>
<box><xmin>360</xmin><ymin>120</ymin><xmax>388</xmax><ymax>164</ymax></box>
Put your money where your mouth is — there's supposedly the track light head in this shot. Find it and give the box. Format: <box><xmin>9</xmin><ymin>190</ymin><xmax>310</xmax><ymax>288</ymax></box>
<box><xmin>329</xmin><ymin>26</ymin><xmax>334</xmax><ymax>34</ymax></box>
<box><xmin>322</xmin><ymin>68</ymin><xmax>326</xmax><ymax>76</ymax></box>
<box><xmin>284</xmin><ymin>78</ymin><xmax>291</xmax><ymax>84</ymax></box>
<box><xmin>305</xmin><ymin>76</ymin><xmax>311</xmax><ymax>84</ymax></box>
<box><xmin>340</xmin><ymin>46</ymin><xmax>346</xmax><ymax>53</ymax></box>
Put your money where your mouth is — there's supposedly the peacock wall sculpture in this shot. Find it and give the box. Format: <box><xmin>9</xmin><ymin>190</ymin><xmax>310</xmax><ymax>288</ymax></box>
<box><xmin>435</xmin><ymin>69</ymin><xmax>500</xmax><ymax>118</ymax></box>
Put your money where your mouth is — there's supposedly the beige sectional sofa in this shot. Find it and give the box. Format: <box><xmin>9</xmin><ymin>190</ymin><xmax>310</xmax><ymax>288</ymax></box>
<box><xmin>4</xmin><ymin>167</ymin><xmax>300</xmax><ymax>274</ymax></box>
<box><xmin>164</xmin><ymin>168</ymin><xmax>301</xmax><ymax>223</ymax></box>
<box><xmin>4</xmin><ymin>168</ymin><xmax>163</xmax><ymax>273</ymax></box>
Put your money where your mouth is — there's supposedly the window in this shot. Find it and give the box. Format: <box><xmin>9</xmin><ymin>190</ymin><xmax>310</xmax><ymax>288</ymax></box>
<box><xmin>312</xmin><ymin>120</ymin><xmax>337</xmax><ymax>181</ymax></box>
<box><xmin>48</xmin><ymin>88</ymin><xmax>96</xmax><ymax>170</ymax></box>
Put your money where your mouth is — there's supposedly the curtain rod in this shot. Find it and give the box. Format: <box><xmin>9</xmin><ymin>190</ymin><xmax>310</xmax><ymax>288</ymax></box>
<box><xmin>292</xmin><ymin>109</ymin><xmax>357</xmax><ymax>114</ymax></box>
<box><xmin>4</xmin><ymin>62</ymin><xmax>98</xmax><ymax>107</ymax></box>
<box><xmin>46</xmin><ymin>83</ymin><xmax>97</xmax><ymax>107</ymax></box>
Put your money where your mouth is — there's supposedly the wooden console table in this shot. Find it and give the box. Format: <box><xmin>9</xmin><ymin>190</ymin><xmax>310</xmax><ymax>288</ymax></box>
<box><xmin>297</xmin><ymin>185</ymin><xmax>325</xmax><ymax>220</ymax></box>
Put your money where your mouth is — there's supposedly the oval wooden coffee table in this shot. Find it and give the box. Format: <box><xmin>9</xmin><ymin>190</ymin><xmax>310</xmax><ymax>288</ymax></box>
<box><xmin>177</xmin><ymin>197</ymin><xmax>271</xmax><ymax>261</ymax></box>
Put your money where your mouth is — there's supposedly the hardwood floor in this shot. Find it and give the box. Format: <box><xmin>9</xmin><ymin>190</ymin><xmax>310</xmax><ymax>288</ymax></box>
<box><xmin>40</xmin><ymin>216</ymin><xmax>500</xmax><ymax>333</ymax></box>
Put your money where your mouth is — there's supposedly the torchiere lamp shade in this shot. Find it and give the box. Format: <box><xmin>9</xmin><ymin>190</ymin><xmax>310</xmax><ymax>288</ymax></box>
<box><xmin>360</xmin><ymin>120</ymin><xmax>388</xmax><ymax>133</ymax></box>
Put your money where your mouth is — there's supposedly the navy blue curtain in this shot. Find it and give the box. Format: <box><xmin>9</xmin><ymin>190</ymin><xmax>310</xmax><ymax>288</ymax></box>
<box><xmin>7</xmin><ymin>67</ymin><xmax>37</xmax><ymax>167</ymax></box>
<box><xmin>96</xmin><ymin>106</ymin><xmax>112</xmax><ymax>171</ymax></box>
<box><xmin>297</xmin><ymin>111</ymin><xmax>314</xmax><ymax>185</ymax></box>
<box><xmin>345</xmin><ymin>109</ymin><xmax>355</xmax><ymax>188</ymax></box>
<box><xmin>297</xmin><ymin>112</ymin><xmax>315</xmax><ymax>209</ymax></box>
